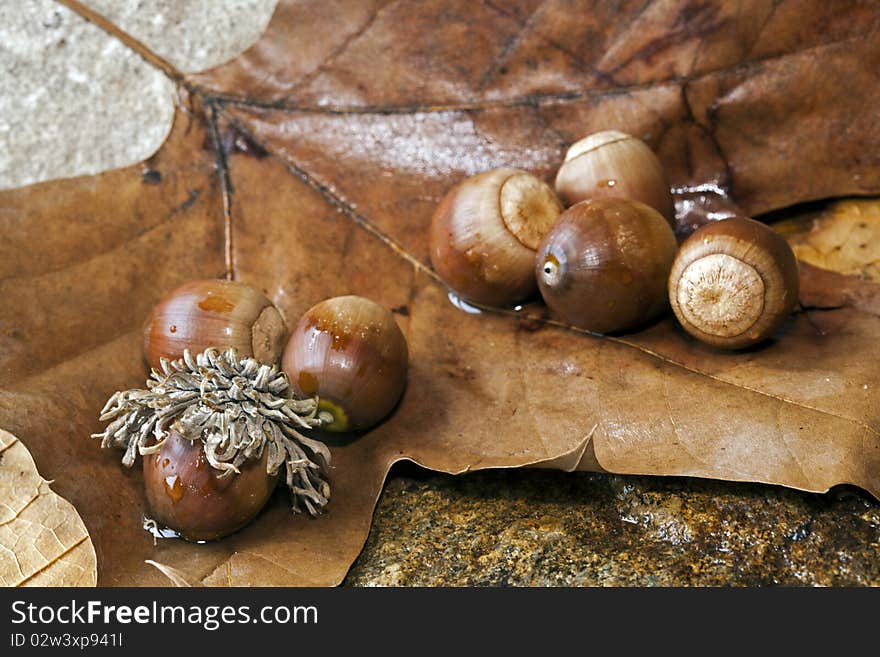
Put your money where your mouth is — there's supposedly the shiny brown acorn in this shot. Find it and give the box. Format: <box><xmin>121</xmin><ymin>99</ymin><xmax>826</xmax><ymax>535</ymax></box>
<box><xmin>429</xmin><ymin>168</ymin><xmax>562</xmax><ymax>306</ymax></box>
<box><xmin>668</xmin><ymin>216</ymin><xmax>799</xmax><ymax>349</ymax></box>
<box><xmin>554</xmin><ymin>130</ymin><xmax>675</xmax><ymax>225</ymax></box>
<box><xmin>143</xmin><ymin>430</ymin><xmax>279</xmax><ymax>542</ymax></box>
<box><xmin>143</xmin><ymin>279</ymin><xmax>286</xmax><ymax>369</ymax></box>
<box><xmin>536</xmin><ymin>198</ymin><xmax>678</xmax><ymax>334</ymax></box>
<box><xmin>282</xmin><ymin>296</ymin><xmax>408</xmax><ymax>432</ymax></box>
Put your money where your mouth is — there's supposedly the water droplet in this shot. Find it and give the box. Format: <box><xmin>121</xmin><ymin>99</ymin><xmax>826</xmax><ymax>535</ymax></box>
<box><xmin>143</xmin><ymin>517</ymin><xmax>181</xmax><ymax>540</ymax></box>
<box><xmin>447</xmin><ymin>291</ymin><xmax>483</xmax><ymax>314</ymax></box>
<box><xmin>164</xmin><ymin>474</ymin><xmax>185</xmax><ymax>503</ymax></box>
<box><xmin>198</xmin><ymin>295</ymin><xmax>234</xmax><ymax>313</ymax></box>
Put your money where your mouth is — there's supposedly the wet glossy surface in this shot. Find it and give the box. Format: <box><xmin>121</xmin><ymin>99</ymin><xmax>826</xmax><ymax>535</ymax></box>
<box><xmin>283</xmin><ymin>296</ymin><xmax>408</xmax><ymax>432</ymax></box>
<box><xmin>346</xmin><ymin>466</ymin><xmax>880</xmax><ymax>586</ymax></box>
<box><xmin>143</xmin><ymin>278</ymin><xmax>284</xmax><ymax>369</ymax></box>
<box><xmin>143</xmin><ymin>431</ymin><xmax>279</xmax><ymax>542</ymax></box>
<box><xmin>536</xmin><ymin>199</ymin><xmax>677</xmax><ymax>333</ymax></box>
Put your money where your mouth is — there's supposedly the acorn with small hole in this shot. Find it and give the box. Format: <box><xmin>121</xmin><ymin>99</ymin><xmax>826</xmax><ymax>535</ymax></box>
<box><xmin>536</xmin><ymin>198</ymin><xmax>678</xmax><ymax>334</ymax></box>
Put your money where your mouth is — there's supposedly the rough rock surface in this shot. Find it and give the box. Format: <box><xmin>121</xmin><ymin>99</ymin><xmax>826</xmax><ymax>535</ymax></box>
<box><xmin>346</xmin><ymin>465</ymin><xmax>880</xmax><ymax>586</ymax></box>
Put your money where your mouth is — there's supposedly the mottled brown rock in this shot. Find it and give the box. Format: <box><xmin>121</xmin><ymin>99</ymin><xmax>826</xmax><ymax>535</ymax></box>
<box><xmin>1</xmin><ymin>1</ymin><xmax>879</xmax><ymax>587</ymax></box>
<box><xmin>346</xmin><ymin>467</ymin><xmax>880</xmax><ymax>586</ymax></box>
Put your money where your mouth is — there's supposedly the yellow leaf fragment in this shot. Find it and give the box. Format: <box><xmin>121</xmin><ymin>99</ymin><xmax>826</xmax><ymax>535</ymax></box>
<box><xmin>0</xmin><ymin>429</ymin><xmax>97</xmax><ymax>587</ymax></box>
<box><xmin>783</xmin><ymin>199</ymin><xmax>880</xmax><ymax>280</ymax></box>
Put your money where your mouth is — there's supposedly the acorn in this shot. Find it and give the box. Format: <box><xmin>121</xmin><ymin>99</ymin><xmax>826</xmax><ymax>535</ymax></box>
<box><xmin>282</xmin><ymin>296</ymin><xmax>408</xmax><ymax>432</ymax></box>
<box><xmin>93</xmin><ymin>348</ymin><xmax>331</xmax><ymax>541</ymax></box>
<box><xmin>668</xmin><ymin>217</ymin><xmax>799</xmax><ymax>349</ymax></box>
<box><xmin>143</xmin><ymin>279</ymin><xmax>286</xmax><ymax>370</ymax></box>
<box><xmin>143</xmin><ymin>430</ymin><xmax>279</xmax><ymax>542</ymax></box>
<box><xmin>536</xmin><ymin>198</ymin><xmax>677</xmax><ymax>334</ymax></box>
<box><xmin>429</xmin><ymin>168</ymin><xmax>562</xmax><ymax>307</ymax></box>
<box><xmin>554</xmin><ymin>130</ymin><xmax>674</xmax><ymax>225</ymax></box>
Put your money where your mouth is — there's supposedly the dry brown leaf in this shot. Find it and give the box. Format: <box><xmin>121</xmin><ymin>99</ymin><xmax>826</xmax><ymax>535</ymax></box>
<box><xmin>145</xmin><ymin>560</ymin><xmax>196</xmax><ymax>587</ymax></box>
<box><xmin>0</xmin><ymin>429</ymin><xmax>96</xmax><ymax>587</ymax></box>
<box><xmin>1</xmin><ymin>1</ymin><xmax>879</xmax><ymax>587</ymax></box>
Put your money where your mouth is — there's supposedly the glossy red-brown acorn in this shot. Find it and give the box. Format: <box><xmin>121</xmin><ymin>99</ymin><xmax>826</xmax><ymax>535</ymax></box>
<box><xmin>143</xmin><ymin>279</ymin><xmax>286</xmax><ymax>370</ymax></box>
<box><xmin>143</xmin><ymin>431</ymin><xmax>279</xmax><ymax>542</ymax></box>
<box><xmin>282</xmin><ymin>296</ymin><xmax>408</xmax><ymax>432</ymax></box>
<box><xmin>536</xmin><ymin>198</ymin><xmax>678</xmax><ymax>334</ymax></box>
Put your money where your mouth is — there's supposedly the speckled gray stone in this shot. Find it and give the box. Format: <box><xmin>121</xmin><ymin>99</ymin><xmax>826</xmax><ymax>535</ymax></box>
<box><xmin>344</xmin><ymin>466</ymin><xmax>880</xmax><ymax>586</ymax></box>
<box><xmin>0</xmin><ymin>0</ymin><xmax>276</xmax><ymax>191</ymax></box>
<box><xmin>83</xmin><ymin>0</ymin><xmax>277</xmax><ymax>73</ymax></box>
<box><xmin>0</xmin><ymin>1</ymin><xmax>174</xmax><ymax>190</ymax></box>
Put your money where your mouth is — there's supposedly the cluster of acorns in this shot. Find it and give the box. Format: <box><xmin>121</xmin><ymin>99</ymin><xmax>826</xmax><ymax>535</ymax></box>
<box><xmin>93</xmin><ymin>282</ymin><xmax>408</xmax><ymax>541</ymax></box>
<box><xmin>429</xmin><ymin>130</ymin><xmax>800</xmax><ymax>350</ymax></box>
<box><xmin>94</xmin><ymin>131</ymin><xmax>799</xmax><ymax>544</ymax></box>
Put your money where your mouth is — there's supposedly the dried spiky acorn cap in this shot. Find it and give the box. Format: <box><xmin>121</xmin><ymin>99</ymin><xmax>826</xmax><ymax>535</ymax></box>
<box><xmin>92</xmin><ymin>348</ymin><xmax>333</xmax><ymax>539</ymax></box>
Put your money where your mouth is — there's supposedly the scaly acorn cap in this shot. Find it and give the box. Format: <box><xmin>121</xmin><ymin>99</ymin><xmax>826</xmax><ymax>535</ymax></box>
<box><xmin>92</xmin><ymin>347</ymin><xmax>332</xmax><ymax>515</ymax></box>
